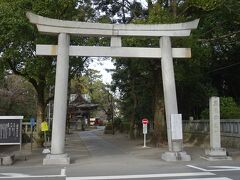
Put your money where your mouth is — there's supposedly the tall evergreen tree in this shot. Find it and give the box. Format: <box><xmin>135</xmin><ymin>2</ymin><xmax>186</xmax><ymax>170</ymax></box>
<box><xmin>0</xmin><ymin>0</ymin><xmax>95</xmax><ymax>132</ymax></box>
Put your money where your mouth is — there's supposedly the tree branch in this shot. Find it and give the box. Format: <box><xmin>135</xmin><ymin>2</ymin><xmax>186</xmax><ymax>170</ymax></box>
<box><xmin>198</xmin><ymin>30</ymin><xmax>240</xmax><ymax>42</ymax></box>
<box><xmin>6</xmin><ymin>58</ymin><xmax>39</xmax><ymax>90</ymax></box>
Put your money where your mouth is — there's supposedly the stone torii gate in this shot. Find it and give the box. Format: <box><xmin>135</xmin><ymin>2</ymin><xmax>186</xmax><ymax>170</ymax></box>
<box><xmin>27</xmin><ymin>12</ymin><xmax>199</xmax><ymax>165</ymax></box>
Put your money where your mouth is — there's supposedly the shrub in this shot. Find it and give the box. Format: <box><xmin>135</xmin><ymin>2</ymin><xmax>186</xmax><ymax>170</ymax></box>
<box><xmin>200</xmin><ymin>97</ymin><xmax>240</xmax><ymax>119</ymax></box>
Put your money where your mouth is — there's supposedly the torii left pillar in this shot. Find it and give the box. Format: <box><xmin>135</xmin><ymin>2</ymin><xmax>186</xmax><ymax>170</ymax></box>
<box><xmin>43</xmin><ymin>33</ymin><xmax>70</xmax><ymax>165</ymax></box>
<box><xmin>160</xmin><ymin>36</ymin><xmax>191</xmax><ymax>161</ymax></box>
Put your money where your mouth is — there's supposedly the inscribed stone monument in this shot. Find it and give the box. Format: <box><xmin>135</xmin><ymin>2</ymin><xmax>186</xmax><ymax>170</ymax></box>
<box><xmin>204</xmin><ymin>97</ymin><xmax>232</xmax><ymax>161</ymax></box>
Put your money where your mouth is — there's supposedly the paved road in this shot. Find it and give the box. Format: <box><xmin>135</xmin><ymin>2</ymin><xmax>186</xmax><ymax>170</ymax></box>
<box><xmin>79</xmin><ymin>130</ymin><xmax>125</xmax><ymax>157</ymax></box>
<box><xmin>0</xmin><ymin>128</ymin><xmax>240</xmax><ymax>180</ymax></box>
<box><xmin>67</xmin><ymin>129</ymin><xmax>240</xmax><ymax>180</ymax></box>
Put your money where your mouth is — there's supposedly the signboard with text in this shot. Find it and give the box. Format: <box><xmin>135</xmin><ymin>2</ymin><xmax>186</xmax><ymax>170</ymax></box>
<box><xmin>41</xmin><ymin>121</ymin><xmax>49</xmax><ymax>132</ymax></box>
<box><xmin>0</xmin><ymin>116</ymin><xmax>23</xmax><ymax>145</ymax></box>
<box><xmin>143</xmin><ymin>124</ymin><xmax>147</xmax><ymax>134</ymax></box>
<box><xmin>142</xmin><ymin>118</ymin><xmax>148</xmax><ymax>134</ymax></box>
<box><xmin>170</xmin><ymin>114</ymin><xmax>183</xmax><ymax>140</ymax></box>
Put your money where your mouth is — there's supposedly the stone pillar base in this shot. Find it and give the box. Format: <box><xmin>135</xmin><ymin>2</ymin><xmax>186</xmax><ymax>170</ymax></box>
<box><xmin>202</xmin><ymin>148</ymin><xmax>232</xmax><ymax>161</ymax></box>
<box><xmin>43</xmin><ymin>154</ymin><xmax>70</xmax><ymax>165</ymax></box>
<box><xmin>161</xmin><ymin>151</ymin><xmax>191</xmax><ymax>161</ymax></box>
<box><xmin>1</xmin><ymin>154</ymin><xmax>15</xmax><ymax>165</ymax></box>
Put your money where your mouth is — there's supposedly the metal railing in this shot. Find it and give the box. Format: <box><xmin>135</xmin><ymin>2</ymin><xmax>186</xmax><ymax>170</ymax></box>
<box><xmin>22</xmin><ymin>122</ymin><xmax>36</xmax><ymax>133</ymax></box>
<box><xmin>22</xmin><ymin>121</ymin><xmax>82</xmax><ymax>134</ymax></box>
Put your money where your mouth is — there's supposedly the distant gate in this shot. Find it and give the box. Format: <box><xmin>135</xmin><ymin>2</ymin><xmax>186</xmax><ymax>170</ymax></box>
<box><xmin>27</xmin><ymin>12</ymin><xmax>199</xmax><ymax>164</ymax></box>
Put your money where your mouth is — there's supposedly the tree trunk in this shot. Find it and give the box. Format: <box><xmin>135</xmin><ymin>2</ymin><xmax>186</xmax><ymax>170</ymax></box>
<box><xmin>36</xmin><ymin>85</ymin><xmax>46</xmax><ymax>134</ymax></box>
<box><xmin>36</xmin><ymin>102</ymin><xmax>45</xmax><ymax>134</ymax></box>
<box><xmin>147</xmin><ymin>0</ymin><xmax>153</xmax><ymax>14</ymax></box>
<box><xmin>170</xmin><ymin>0</ymin><xmax>177</xmax><ymax>17</ymax></box>
<box><xmin>66</xmin><ymin>76</ymin><xmax>71</xmax><ymax>134</ymax></box>
<box><xmin>129</xmin><ymin>78</ymin><xmax>137</xmax><ymax>139</ymax></box>
<box><xmin>122</xmin><ymin>0</ymin><xmax>126</xmax><ymax>23</ymax></box>
<box><xmin>151</xmin><ymin>62</ymin><xmax>167</xmax><ymax>146</ymax></box>
<box><xmin>152</xmin><ymin>96</ymin><xmax>167</xmax><ymax>145</ymax></box>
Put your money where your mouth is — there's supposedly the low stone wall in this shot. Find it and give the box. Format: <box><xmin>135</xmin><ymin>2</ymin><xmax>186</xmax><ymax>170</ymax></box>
<box><xmin>184</xmin><ymin>132</ymin><xmax>240</xmax><ymax>149</ymax></box>
<box><xmin>183</xmin><ymin>119</ymin><xmax>240</xmax><ymax>149</ymax></box>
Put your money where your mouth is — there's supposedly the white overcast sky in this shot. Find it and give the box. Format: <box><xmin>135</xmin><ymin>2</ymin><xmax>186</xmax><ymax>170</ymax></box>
<box><xmin>88</xmin><ymin>58</ymin><xmax>115</xmax><ymax>84</ymax></box>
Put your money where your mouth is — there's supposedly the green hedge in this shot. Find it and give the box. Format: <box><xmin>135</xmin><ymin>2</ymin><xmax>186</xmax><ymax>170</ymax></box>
<box><xmin>200</xmin><ymin>97</ymin><xmax>240</xmax><ymax>119</ymax></box>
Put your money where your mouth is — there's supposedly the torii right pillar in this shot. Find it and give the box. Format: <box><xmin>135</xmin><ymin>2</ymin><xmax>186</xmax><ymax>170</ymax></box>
<box><xmin>160</xmin><ymin>36</ymin><xmax>191</xmax><ymax>161</ymax></box>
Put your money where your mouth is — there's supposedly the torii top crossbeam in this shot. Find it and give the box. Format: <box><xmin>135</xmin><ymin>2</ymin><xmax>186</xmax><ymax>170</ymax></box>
<box><xmin>26</xmin><ymin>12</ymin><xmax>199</xmax><ymax>37</ymax></box>
<box><xmin>27</xmin><ymin>12</ymin><xmax>199</xmax><ymax>59</ymax></box>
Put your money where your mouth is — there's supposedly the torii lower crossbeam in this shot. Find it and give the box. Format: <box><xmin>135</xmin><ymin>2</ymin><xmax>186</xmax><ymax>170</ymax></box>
<box><xmin>36</xmin><ymin>45</ymin><xmax>191</xmax><ymax>58</ymax></box>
